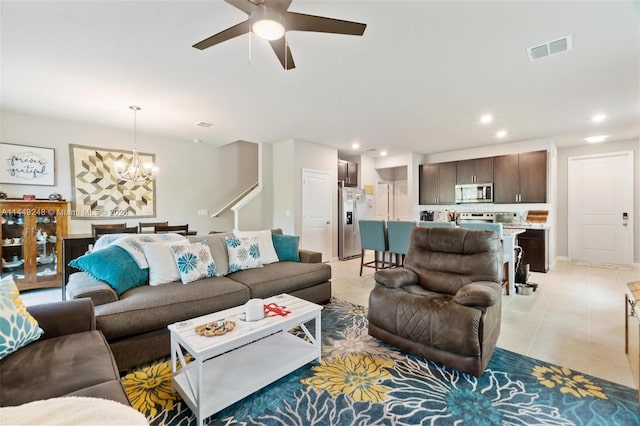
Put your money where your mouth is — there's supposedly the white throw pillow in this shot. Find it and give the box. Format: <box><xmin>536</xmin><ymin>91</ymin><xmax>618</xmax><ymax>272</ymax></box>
<box><xmin>225</xmin><ymin>236</ymin><xmax>263</xmax><ymax>273</ymax></box>
<box><xmin>143</xmin><ymin>240</ymin><xmax>189</xmax><ymax>285</ymax></box>
<box><xmin>233</xmin><ymin>229</ymin><xmax>279</xmax><ymax>264</ymax></box>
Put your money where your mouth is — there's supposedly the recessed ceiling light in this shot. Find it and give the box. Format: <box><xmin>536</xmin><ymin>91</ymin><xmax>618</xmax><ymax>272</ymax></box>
<box><xmin>380</xmin><ymin>150</ymin><xmax>388</xmax><ymax>156</ymax></box>
<box><xmin>584</xmin><ymin>135</ymin><xmax>608</xmax><ymax>143</ymax></box>
<box><xmin>193</xmin><ymin>139</ymin><xmax>202</xmax><ymax>144</ymax></box>
<box><xmin>351</xmin><ymin>143</ymin><xmax>360</xmax><ymax>149</ymax></box>
<box><xmin>480</xmin><ymin>114</ymin><xmax>493</xmax><ymax>124</ymax></box>
<box><xmin>496</xmin><ymin>130</ymin><xmax>507</xmax><ymax>138</ymax></box>
<box><xmin>591</xmin><ymin>114</ymin><xmax>606</xmax><ymax>123</ymax></box>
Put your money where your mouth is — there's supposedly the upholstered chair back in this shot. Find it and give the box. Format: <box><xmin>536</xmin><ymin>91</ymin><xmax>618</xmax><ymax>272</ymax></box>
<box><xmin>403</xmin><ymin>226</ymin><xmax>503</xmax><ymax>296</ymax></box>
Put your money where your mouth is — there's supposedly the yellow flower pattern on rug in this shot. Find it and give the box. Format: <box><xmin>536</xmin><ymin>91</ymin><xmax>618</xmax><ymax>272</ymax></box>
<box><xmin>532</xmin><ymin>365</ymin><xmax>607</xmax><ymax>400</ymax></box>
<box><xmin>301</xmin><ymin>353</ymin><xmax>393</xmax><ymax>402</ymax></box>
<box><xmin>122</xmin><ymin>359</ymin><xmax>180</xmax><ymax>416</ymax></box>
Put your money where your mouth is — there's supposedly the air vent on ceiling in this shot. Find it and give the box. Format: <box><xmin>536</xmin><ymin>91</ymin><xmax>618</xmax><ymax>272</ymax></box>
<box><xmin>527</xmin><ymin>35</ymin><xmax>572</xmax><ymax>61</ymax></box>
<box><xmin>194</xmin><ymin>121</ymin><xmax>213</xmax><ymax>128</ymax></box>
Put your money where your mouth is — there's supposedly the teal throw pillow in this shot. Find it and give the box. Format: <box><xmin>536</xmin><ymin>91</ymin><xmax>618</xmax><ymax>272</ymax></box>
<box><xmin>271</xmin><ymin>233</ymin><xmax>300</xmax><ymax>262</ymax></box>
<box><xmin>69</xmin><ymin>246</ymin><xmax>148</xmax><ymax>296</ymax></box>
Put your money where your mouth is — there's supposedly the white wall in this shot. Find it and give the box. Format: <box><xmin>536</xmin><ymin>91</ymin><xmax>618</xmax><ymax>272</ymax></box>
<box><xmin>272</xmin><ymin>139</ymin><xmax>296</xmax><ymax>234</ymax></box>
<box><xmin>556</xmin><ymin>138</ymin><xmax>640</xmax><ymax>263</ymax></box>
<box><xmin>0</xmin><ymin>110</ymin><xmax>227</xmax><ymax>235</ymax></box>
<box><xmin>236</xmin><ymin>143</ymin><xmax>273</xmax><ymax>231</ymax></box>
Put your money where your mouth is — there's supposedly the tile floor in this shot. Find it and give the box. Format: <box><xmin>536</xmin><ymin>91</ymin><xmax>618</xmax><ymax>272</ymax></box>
<box><xmin>20</xmin><ymin>257</ymin><xmax>640</xmax><ymax>390</ymax></box>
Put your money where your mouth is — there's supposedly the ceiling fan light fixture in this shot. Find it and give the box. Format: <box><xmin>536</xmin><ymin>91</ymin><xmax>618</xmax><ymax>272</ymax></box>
<box><xmin>251</xmin><ymin>7</ymin><xmax>285</xmax><ymax>41</ymax></box>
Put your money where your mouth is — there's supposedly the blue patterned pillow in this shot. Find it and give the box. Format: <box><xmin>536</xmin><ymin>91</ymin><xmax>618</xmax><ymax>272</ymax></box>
<box><xmin>225</xmin><ymin>236</ymin><xmax>262</xmax><ymax>273</ymax></box>
<box><xmin>0</xmin><ymin>276</ymin><xmax>44</xmax><ymax>359</ymax></box>
<box><xmin>69</xmin><ymin>246</ymin><xmax>149</xmax><ymax>295</ymax></box>
<box><xmin>170</xmin><ymin>240</ymin><xmax>218</xmax><ymax>284</ymax></box>
<box><xmin>272</xmin><ymin>233</ymin><xmax>300</xmax><ymax>262</ymax></box>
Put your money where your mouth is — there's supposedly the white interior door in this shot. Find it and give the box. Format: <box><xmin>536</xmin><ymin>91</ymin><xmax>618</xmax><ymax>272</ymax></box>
<box><xmin>568</xmin><ymin>151</ymin><xmax>634</xmax><ymax>265</ymax></box>
<box><xmin>301</xmin><ymin>169</ymin><xmax>331</xmax><ymax>262</ymax></box>
<box><xmin>394</xmin><ymin>180</ymin><xmax>410</xmax><ymax>220</ymax></box>
<box><xmin>376</xmin><ymin>182</ymin><xmax>392</xmax><ymax>221</ymax></box>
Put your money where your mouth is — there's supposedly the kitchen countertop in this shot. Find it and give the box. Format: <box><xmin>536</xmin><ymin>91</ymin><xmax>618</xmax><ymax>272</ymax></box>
<box><xmin>503</xmin><ymin>224</ymin><xmax>550</xmax><ymax>230</ymax></box>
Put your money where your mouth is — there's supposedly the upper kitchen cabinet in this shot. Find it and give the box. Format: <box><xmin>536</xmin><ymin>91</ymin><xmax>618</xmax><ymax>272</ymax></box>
<box><xmin>338</xmin><ymin>160</ymin><xmax>358</xmax><ymax>187</ymax></box>
<box><xmin>456</xmin><ymin>157</ymin><xmax>493</xmax><ymax>184</ymax></box>
<box><xmin>494</xmin><ymin>150</ymin><xmax>547</xmax><ymax>203</ymax></box>
<box><xmin>419</xmin><ymin>162</ymin><xmax>457</xmax><ymax>205</ymax></box>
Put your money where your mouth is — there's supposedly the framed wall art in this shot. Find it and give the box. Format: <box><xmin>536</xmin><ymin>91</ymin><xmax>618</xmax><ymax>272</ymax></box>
<box><xmin>0</xmin><ymin>143</ymin><xmax>55</xmax><ymax>185</ymax></box>
<box><xmin>69</xmin><ymin>144</ymin><xmax>156</xmax><ymax>219</ymax></box>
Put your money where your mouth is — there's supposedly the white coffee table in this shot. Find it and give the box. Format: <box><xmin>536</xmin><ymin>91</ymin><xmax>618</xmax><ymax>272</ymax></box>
<box><xmin>168</xmin><ymin>293</ymin><xmax>322</xmax><ymax>426</ymax></box>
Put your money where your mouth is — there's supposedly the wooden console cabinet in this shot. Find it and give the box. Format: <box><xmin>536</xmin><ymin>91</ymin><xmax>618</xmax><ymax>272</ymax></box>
<box><xmin>517</xmin><ymin>228</ymin><xmax>549</xmax><ymax>273</ymax></box>
<box><xmin>0</xmin><ymin>200</ymin><xmax>69</xmax><ymax>291</ymax></box>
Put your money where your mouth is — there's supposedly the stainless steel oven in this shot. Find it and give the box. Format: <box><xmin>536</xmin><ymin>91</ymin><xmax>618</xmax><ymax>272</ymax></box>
<box><xmin>458</xmin><ymin>212</ymin><xmax>495</xmax><ymax>224</ymax></box>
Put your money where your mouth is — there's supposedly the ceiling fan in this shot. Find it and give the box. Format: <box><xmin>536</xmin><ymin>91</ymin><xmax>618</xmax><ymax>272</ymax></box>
<box><xmin>193</xmin><ymin>0</ymin><xmax>367</xmax><ymax>70</ymax></box>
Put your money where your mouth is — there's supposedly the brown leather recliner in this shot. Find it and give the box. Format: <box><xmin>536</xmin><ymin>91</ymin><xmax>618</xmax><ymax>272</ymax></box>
<box><xmin>368</xmin><ymin>226</ymin><xmax>504</xmax><ymax>377</ymax></box>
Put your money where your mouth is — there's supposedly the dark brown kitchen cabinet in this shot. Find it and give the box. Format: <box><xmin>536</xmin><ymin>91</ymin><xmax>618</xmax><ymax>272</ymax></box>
<box><xmin>338</xmin><ymin>160</ymin><xmax>358</xmax><ymax>187</ymax></box>
<box><xmin>456</xmin><ymin>157</ymin><xmax>493</xmax><ymax>184</ymax></box>
<box><xmin>517</xmin><ymin>228</ymin><xmax>548</xmax><ymax>272</ymax></box>
<box><xmin>494</xmin><ymin>150</ymin><xmax>547</xmax><ymax>203</ymax></box>
<box><xmin>419</xmin><ymin>162</ymin><xmax>456</xmax><ymax>205</ymax></box>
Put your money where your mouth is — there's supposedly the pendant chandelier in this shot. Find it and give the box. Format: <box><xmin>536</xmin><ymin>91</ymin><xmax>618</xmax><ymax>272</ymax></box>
<box><xmin>114</xmin><ymin>106</ymin><xmax>158</xmax><ymax>182</ymax></box>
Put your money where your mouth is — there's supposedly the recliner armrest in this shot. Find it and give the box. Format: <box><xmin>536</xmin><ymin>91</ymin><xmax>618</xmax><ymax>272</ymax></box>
<box><xmin>375</xmin><ymin>268</ymin><xmax>419</xmax><ymax>289</ymax></box>
<box><xmin>453</xmin><ymin>281</ymin><xmax>501</xmax><ymax>307</ymax></box>
<box><xmin>27</xmin><ymin>299</ymin><xmax>96</xmax><ymax>341</ymax></box>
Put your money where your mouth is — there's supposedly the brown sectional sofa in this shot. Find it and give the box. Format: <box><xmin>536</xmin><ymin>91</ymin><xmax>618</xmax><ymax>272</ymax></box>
<box><xmin>66</xmin><ymin>231</ymin><xmax>332</xmax><ymax>371</ymax></box>
<box><xmin>0</xmin><ymin>299</ymin><xmax>130</xmax><ymax>407</ymax></box>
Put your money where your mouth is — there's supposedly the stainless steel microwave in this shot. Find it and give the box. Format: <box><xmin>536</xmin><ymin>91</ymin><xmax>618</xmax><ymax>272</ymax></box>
<box><xmin>455</xmin><ymin>183</ymin><xmax>493</xmax><ymax>204</ymax></box>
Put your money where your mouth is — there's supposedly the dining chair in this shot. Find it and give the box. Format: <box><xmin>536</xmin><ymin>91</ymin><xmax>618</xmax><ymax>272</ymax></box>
<box><xmin>138</xmin><ymin>221</ymin><xmax>168</xmax><ymax>233</ymax></box>
<box><xmin>459</xmin><ymin>222</ymin><xmax>510</xmax><ymax>295</ymax></box>
<box><xmin>91</xmin><ymin>223</ymin><xmax>126</xmax><ymax>240</ymax></box>
<box><xmin>154</xmin><ymin>224</ymin><xmax>189</xmax><ymax>236</ymax></box>
<box><xmin>358</xmin><ymin>220</ymin><xmax>391</xmax><ymax>276</ymax></box>
<box><xmin>386</xmin><ymin>220</ymin><xmax>417</xmax><ymax>267</ymax></box>
<box><xmin>418</xmin><ymin>221</ymin><xmax>456</xmax><ymax>228</ymax></box>
<box><xmin>93</xmin><ymin>226</ymin><xmax>138</xmax><ymax>241</ymax></box>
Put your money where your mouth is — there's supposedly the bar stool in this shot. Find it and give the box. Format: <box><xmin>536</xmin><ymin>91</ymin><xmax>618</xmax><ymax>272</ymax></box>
<box><xmin>459</xmin><ymin>222</ymin><xmax>509</xmax><ymax>295</ymax></box>
<box><xmin>387</xmin><ymin>220</ymin><xmax>416</xmax><ymax>267</ymax></box>
<box><xmin>358</xmin><ymin>220</ymin><xmax>391</xmax><ymax>276</ymax></box>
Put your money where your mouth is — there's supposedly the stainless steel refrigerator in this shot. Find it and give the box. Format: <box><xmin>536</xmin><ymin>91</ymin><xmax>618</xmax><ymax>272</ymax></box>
<box><xmin>338</xmin><ymin>187</ymin><xmax>366</xmax><ymax>260</ymax></box>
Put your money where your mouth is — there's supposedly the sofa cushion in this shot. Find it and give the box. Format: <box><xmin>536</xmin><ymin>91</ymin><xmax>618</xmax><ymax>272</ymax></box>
<box><xmin>0</xmin><ymin>276</ymin><xmax>44</xmax><ymax>360</ymax></box>
<box><xmin>188</xmin><ymin>233</ymin><xmax>231</xmax><ymax>276</ymax></box>
<box><xmin>69</xmin><ymin>246</ymin><xmax>148</xmax><ymax>296</ymax></box>
<box><xmin>271</xmin><ymin>233</ymin><xmax>300</xmax><ymax>262</ymax></box>
<box><xmin>226</xmin><ymin>236</ymin><xmax>263</xmax><ymax>273</ymax></box>
<box><xmin>0</xmin><ymin>330</ymin><xmax>123</xmax><ymax>406</ymax></box>
<box><xmin>229</xmin><ymin>261</ymin><xmax>331</xmax><ymax>299</ymax></box>
<box><xmin>170</xmin><ymin>240</ymin><xmax>219</xmax><ymax>283</ymax></box>
<box><xmin>94</xmin><ymin>277</ymin><xmax>249</xmax><ymax>340</ymax></box>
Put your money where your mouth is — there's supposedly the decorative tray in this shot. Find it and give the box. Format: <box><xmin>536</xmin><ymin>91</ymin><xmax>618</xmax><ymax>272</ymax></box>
<box><xmin>194</xmin><ymin>319</ymin><xmax>236</xmax><ymax>337</ymax></box>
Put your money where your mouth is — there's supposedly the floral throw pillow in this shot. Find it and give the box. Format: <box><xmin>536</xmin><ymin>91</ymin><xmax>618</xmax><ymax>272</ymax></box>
<box><xmin>0</xmin><ymin>276</ymin><xmax>44</xmax><ymax>360</ymax></box>
<box><xmin>170</xmin><ymin>241</ymin><xmax>219</xmax><ymax>284</ymax></box>
<box><xmin>225</xmin><ymin>236</ymin><xmax>263</xmax><ymax>273</ymax></box>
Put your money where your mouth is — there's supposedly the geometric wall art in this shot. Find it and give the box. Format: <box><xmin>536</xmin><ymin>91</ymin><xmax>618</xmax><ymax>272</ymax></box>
<box><xmin>69</xmin><ymin>144</ymin><xmax>156</xmax><ymax>219</ymax></box>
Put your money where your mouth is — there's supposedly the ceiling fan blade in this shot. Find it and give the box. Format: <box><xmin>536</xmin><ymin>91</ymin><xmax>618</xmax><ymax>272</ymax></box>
<box><xmin>269</xmin><ymin>37</ymin><xmax>296</xmax><ymax>70</ymax></box>
<box><xmin>224</xmin><ymin>0</ymin><xmax>261</xmax><ymax>16</ymax></box>
<box><xmin>193</xmin><ymin>20</ymin><xmax>251</xmax><ymax>50</ymax></box>
<box><xmin>285</xmin><ymin>12</ymin><xmax>366</xmax><ymax>36</ymax></box>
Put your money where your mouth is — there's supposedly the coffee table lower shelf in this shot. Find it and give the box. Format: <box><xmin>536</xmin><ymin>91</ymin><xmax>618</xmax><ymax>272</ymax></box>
<box><xmin>173</xmin><ymin>331</ymin><xmax>319</xmax><ymax>422</ymax></box>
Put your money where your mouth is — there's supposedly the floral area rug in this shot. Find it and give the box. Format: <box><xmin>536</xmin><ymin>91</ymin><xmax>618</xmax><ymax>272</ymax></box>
<box><xmin>121</xmin><ymin>298</ymin><xmax>640</xmax><ymax>425</ymax></box>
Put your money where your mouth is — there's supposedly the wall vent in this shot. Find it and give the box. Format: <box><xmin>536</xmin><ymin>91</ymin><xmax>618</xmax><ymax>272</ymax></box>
<box><xmin>527</xmin><ymin>35</ymin><xmax>572</xmax><ymax>61</ymax></box>
<box><xmin>194</xmin><ymin>121</ymin><xmax>213</xmax><ymax>128</ymax></box>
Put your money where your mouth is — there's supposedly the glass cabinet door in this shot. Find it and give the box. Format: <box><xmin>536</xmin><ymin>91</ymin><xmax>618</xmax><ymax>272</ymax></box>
<box><xmin>1</xmin><ymin>213</ymin><xmax>26</xmax><ymax>283</ymax></box>
<box><xmin>34</xmin><ymin>211</ymin><xmax>58</xmax><ymax>283</ymax></box>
